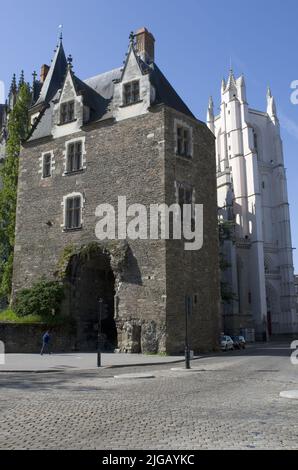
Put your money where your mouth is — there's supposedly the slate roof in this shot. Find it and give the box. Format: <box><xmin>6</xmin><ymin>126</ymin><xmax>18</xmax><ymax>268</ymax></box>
<box><xmin>33</xmin><ymin>41</ymin><xmax>67</xmax><ymax>108</ymax></box>
<box><xmin>29</xmin><ymin>41</ymin><xmax>196</xmax><ymax>141</ymax></box>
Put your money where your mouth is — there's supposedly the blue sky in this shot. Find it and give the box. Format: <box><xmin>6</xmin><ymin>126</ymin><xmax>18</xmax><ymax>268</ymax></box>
<box><xmin>1</xmin><ymin>0</ymin><xmax>298</xmax><ymax>269</ymax></box>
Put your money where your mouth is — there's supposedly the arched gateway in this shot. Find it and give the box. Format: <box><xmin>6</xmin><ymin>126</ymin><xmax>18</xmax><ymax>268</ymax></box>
<box><xmin>59</xmin><ymin>241</ymin><xmax>128</xmax><ymax>351</ymax></box>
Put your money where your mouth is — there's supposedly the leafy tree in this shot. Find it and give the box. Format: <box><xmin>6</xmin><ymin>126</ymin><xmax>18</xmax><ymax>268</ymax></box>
<box><xmin>0</xmin><ymin>80</ymin><xmax>31</xmax><ymax>302</ymax></box>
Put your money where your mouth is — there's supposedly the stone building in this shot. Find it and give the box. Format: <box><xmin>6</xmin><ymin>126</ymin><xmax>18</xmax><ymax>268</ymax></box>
<box><xmin>12</xmin><ymin>28</ymin><xmax>220</xmax><ymax>353</ymax></box>
<box><xmin>294</xmin><ymin>275</ymin><xmax>298</xmax><ymax>315</ymax></box>
<box><xmin>207</xmin><ymin>71</ymin><xmax>297</xmax><ymax>339</ymax></box>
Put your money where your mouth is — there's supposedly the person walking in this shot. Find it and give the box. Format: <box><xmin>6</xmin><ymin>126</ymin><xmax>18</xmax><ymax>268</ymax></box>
<box><xmin>40</xmin><ymin>330</ymin><xmax>51</xmax><ymax>355</ymax></box>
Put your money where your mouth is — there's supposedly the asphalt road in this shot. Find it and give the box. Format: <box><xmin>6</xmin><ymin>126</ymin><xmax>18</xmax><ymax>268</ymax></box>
<box><xmin>0</xmin><ymin>343</ymin><xmax>297</xmax><ymax>450</ymax></box>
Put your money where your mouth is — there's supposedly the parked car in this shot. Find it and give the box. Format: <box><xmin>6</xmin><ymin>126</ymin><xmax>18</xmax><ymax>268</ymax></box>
<box><xmin>220</xmin><ymin>335</ymin><xmax>234</xmax><ymax>351</ymax></box>
<box><xmin>231</xmin><ymin>335</ymin><xmax>246</xmax><ymax>349</ymax></box>
<box><xmin>231</xmin><ymin>336</ymin><xmax>241</xmax><ymax>349</ymax></box>
<box><xmin>237</xmin><ymin>335</ymin><xmax>246</xmax><ymax>349</ymax></box>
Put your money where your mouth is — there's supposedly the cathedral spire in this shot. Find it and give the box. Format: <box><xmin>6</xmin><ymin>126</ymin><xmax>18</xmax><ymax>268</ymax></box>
<box><xmin>238</xmin><ymin>74</ymin><xmax>247</xmax><ymax>103</ymax></box>
<box><xmin>18</xmin><ymin>70</ymin><xmax>25</xmax><ymax>89</ymax></box>
<box><xmin>226</xmin><ymin>68</ymin><xmax>236</xmax><ymax>91</ymax></box>
<box><xmin>8</xmin><ymin>73</ymin><xmax>17</xmax><ymax>110</ymax></box>
<box><xmin>221</xmin><ymin>78</ymin><xmax>226</xmax><ymax>94</ymax></box>
<box><xmin>267</xmin><ymin>86</ymin><xmax>278</xmax><ymax>124</ymax></box>
<box><xmin>207</xmin><ymin>96</ymin><xmax>215</xmax><ymax>134</ymax></box>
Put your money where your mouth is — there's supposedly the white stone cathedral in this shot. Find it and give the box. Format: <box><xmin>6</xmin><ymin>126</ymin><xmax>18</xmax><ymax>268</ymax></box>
<box><xmin>207</xmin><ymin>70</ymin><xmax>297</xmax><ymax>339</ymax></box>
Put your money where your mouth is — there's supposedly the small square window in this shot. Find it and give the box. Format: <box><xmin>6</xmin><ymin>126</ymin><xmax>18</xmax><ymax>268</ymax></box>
<box><xmin>42</xmin><ymin>153</ymin><xmax>52</xmax><ymax>178</ymax></box>
<box><xmin>123</xmin><ymin>81</ymin><xmax>140</xmax><ymax>105</ymax></box>
<box><xmin>60</xmin><ymin>101</ymin><xmax>75</xmax><ymax>124</ymax></box>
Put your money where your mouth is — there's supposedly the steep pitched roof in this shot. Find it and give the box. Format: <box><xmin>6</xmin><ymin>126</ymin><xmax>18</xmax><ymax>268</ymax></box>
<box><xmin>72</xmin><ymin>74</ymin><xmax>111</xmax><ymax>121</ymax></box>
<box><xmin>34</xmin><ymin>41</ymin><xmax>67</xmax><ymax>107</ymax></box>
<box><xmin>149</xmin><ymin>64</ymin><xmax>195</xmax><ymax>119</ymax></box>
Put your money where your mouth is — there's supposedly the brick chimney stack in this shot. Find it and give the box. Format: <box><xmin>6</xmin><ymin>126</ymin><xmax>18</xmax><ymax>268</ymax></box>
<box><xmin>40</xmin><ymin>64</ymin><xmax>50</xmax><ymax>84</ymax></box>
<box><xmin>135</xmin><ymin>27</ymin><xmax>155</xmax><ymax>64</ymax></box>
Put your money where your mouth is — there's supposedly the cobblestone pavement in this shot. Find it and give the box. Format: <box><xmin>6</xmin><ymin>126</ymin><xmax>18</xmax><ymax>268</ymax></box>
<box><xmin>0</xmin><ymin>343</ymin><xmax>298</xmax><ymax>450</ymax></box>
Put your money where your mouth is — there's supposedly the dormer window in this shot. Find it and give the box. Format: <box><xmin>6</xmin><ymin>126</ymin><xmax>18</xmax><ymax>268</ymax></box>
<box><xmin>66</xmin><ymin>141</ymin><xmax>82</xmax><ymax>173</ymax></box>
<box><xmin>60</xmin><ymin>100</ymin><xmax>75</xmax><ymax>124</ymax></box>
<box><xmin>177</xmin><ymin>126</ymin><xmax>191</xmax><ymax>158</ymax></box>
<box><xmin>123</xmin><ymin>80</ymin><xmax>140</xmax><ymax>105</ymax></box>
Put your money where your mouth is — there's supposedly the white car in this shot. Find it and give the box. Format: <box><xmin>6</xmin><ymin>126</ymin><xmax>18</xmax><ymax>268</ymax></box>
<box><xmin>220</xmin><ymin>335</ymin><xmax>234</xmax><ymax>351</ymax></box>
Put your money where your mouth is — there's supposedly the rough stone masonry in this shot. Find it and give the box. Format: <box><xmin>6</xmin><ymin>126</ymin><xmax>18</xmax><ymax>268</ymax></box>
<box><xmin>11</xmin><ymin>28</ymin><xmax>220</xmax><ymax>354</ymax></box>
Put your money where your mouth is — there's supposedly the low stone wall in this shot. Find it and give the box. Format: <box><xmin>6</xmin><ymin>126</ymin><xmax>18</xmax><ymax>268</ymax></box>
<box><xmin>0</xmin><ymin>323</ymin><xmax>76</xmax><ymax>353</ymax></box>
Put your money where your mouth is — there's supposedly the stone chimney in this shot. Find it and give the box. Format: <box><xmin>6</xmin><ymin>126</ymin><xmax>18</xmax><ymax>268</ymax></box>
<box><xmin>40</xmin><ymin>64</ymin><xmax>50</xmax><ymax>84</ymax></box>
<box><xmin>135</xmin><ymin>27</ymin><xmax>155</xmax><ymax>64</ymax></box>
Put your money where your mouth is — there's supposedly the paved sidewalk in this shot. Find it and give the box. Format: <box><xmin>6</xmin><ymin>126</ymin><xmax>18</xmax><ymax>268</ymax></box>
<box><xmin>0</xmin><ymin>352</ymin><xmax>192</xmax><ymax>371</ymax></box>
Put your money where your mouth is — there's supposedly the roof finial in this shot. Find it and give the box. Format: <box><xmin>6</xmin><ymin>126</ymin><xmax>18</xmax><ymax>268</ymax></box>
<box><xmin>67</xmin><ymin>54</ymin><xmax>73</xmax><ymax>70</ymax></box>
<box><xmin>129</xmin><ymin>31</ymin><xmax>135</xmax><ymax>45</ymax></box>
<box><xmin>18</xmin><ymin>70</ymin><xmax>25</xmax><ymax>88</ymax></box>
<box><xmin>58</xmin><ymin>24</ymin><xmax>63</xmax><ymax>44</ymax></box>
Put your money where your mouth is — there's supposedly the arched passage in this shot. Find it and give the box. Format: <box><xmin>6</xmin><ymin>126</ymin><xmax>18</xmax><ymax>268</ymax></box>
<box><xmin>64</xmin><ymin>245</ymin><xmax>117</xmax><ymax>351</ymax></box>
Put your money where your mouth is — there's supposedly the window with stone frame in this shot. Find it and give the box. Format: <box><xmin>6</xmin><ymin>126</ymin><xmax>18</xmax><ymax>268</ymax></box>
<box><xmin>176</xmin><ymin>125</ymin><xmax>192</xmax><ymax>158</ymax></box>
<box><xmin>60</xmin><ymin>100</ymin><xmax>75</xmax><ymax>124</ymax></box>
<box><xmin>123</xmin><ymin>80</ymin><xmax>140</xmax><ymax>105</ymax></box>
<box><xmin>64</xmin><ymin>195</ymin><xmax>82</xmax><ymax>230</ymax></box>
<box><xmin>66</xmin><ymin>141</ymin><xmax>83</xmax><ymax>173</ymax></box>
<box><xmin>177</xmin><ymin>182</ymin><xmax>195</xmax><ymax>230</ymax></box>
<box><xmin>42</xmin><ymin>152</ymin><xmax>52</xmax><ymax>178</ymax></box>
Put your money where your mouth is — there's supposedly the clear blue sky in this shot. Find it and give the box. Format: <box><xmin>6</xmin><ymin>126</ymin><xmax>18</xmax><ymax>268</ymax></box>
<box><xmin>1</xmin><ymin>0</ymin><xmax>298</xmax><ymax>270</ymax></box>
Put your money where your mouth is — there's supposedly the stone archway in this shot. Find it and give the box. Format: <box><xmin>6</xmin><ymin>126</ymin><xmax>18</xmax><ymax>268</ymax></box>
<box><xmin>57</xmin><ymin>241</ymin><xmax>129</xmax><ymax>351</ymax></box>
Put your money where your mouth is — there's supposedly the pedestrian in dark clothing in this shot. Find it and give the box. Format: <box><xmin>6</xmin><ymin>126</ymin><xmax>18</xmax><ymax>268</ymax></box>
<box><xmin>40</xmin><ymin>331</ymin><xmax>51</xmax><ymax>355</ymax></box>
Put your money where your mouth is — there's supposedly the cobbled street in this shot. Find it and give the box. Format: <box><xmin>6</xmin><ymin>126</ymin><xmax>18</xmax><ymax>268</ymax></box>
<box><xmin>0</xmin><ymin>343</ymin><xmax>298</xmax><ymax>450</ymax></box>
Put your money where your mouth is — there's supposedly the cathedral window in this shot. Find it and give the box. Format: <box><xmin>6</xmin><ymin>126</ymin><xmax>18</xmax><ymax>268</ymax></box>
<box><xmin>60</xmin><ymin>100</ymin><xmax>75</xmax><ymax>124</ymax></box>
<box><xmin>123</xmin><ymin>80</ymin><xmax>140</xmax><ymax>105</ymax></box>
<box><xmin>64</xmin><ymin>195</ymin><xmax>82</xmax><ymax>230</ymax></box>
<box><xmin>66</xmin><ymin>141</ymin><xmax>83</xmax><ymax>173</ymax></box>
<box><xmin>253</xmin><ymin>129</ymin><xmax>258</xmax><ymax>154</ymax></box>
<box><xmin>42</xmin><ymin>152</ymin><xmax>52</xmax><ymax>178</ymax></box>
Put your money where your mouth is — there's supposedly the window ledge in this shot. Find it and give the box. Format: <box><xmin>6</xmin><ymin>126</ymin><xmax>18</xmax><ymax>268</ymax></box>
<box><xmin>63</xmin><ymin>169</ymin><xmax>85</xmax><ymax>176</ymax></box>
<box><xmin>119</xmin><ymin>100</ymin><xmax>143</xmax><ymax>108</ymax></box>
<box><xmin>63</xmin><ymin>226</ymin><xmax>83</xmax><ymax>233</ymax></box>
<box><xmin>175</xmin><ymin>153</ymin><xmax>193</xmax><ymax>161</ymax></box>
<box><xmin>57</xmin><ymin>119</ymin><xmax>78</xmax><ymax>126</ymax></box>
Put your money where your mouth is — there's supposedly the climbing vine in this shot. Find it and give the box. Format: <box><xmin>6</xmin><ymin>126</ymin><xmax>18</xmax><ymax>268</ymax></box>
<box><xmin>0</xmin><ymin>80</ymin><xmax>32</xmax><ymax>301</ymax></box>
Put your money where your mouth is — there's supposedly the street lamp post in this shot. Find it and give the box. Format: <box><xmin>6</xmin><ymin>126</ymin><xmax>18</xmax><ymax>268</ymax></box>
<box><xmin>185</xmin><ymin>295</ymin><xmax>192</xmax><ymax>369</ymax></box>
<box><xmin>97</xmin><ymin>298</ymin><xmax>103</xmax><ymax>368</ymax></box>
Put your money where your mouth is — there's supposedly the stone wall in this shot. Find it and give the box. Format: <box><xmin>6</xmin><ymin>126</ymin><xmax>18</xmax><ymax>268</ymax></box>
<box><xmin>12</xmin><ymin>104</ymin><xmax>220</xmax><ymax>354</ymax></box>
<box><xmin>13</xmin><ymin>109</ymin><xmax>167</xmax><ymax>353</ymax></box>
<box><xmin>164</xmin><ymin>107</ymin><xmax>221</xmax><ymax>353</ymax></box>
<box><xmin>0</xmin><ymin>323</ymin><xmax>76</xmax><ymax>353</ymax></box>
